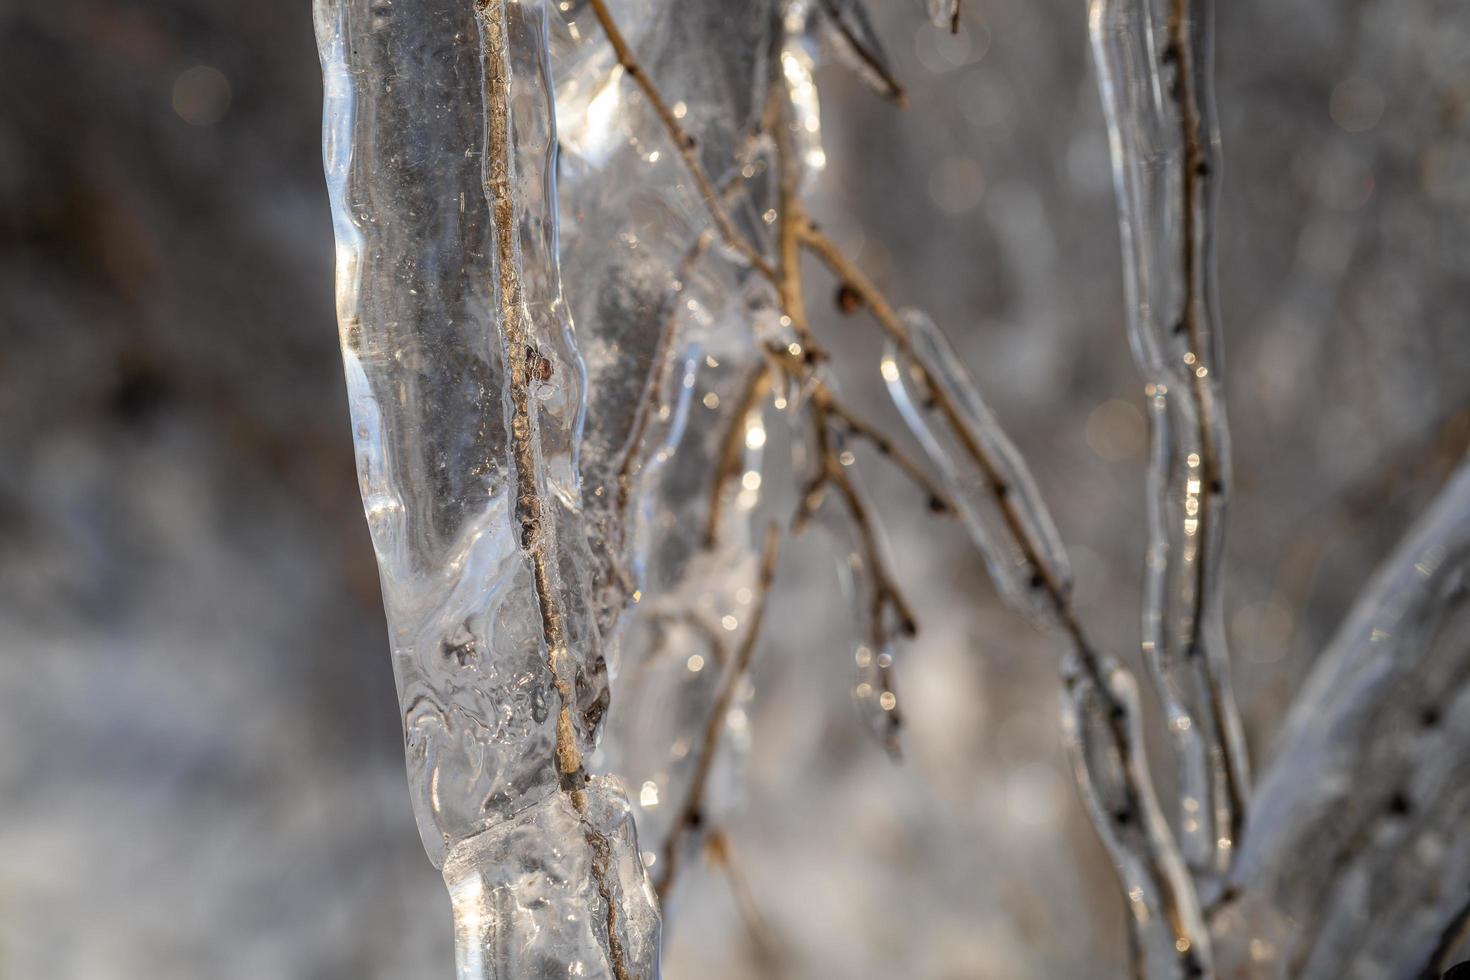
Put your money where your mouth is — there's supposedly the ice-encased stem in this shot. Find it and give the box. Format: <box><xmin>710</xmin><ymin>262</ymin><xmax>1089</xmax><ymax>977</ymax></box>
<box><xmin>1212</xmin><ymin>460</ymin><xmax>1470</xmax><ymax>979</ymax></box>
<box><xmin>878</xmin><ymin>312</ymin><xmax>1209</xmax><ymax>977</ymax></box>
<box><xmin>315</xmin><ymin>0</ymin><xmax>658</xmax><ymax>975</ymax></box>
<box><xmin>1089</xmin><ymin>0</ymin><xmax>1249</xmax><ymax>885</ymax></box>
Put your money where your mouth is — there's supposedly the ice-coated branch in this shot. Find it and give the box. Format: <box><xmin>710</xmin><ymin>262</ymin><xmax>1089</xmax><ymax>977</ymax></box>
<box><xmin>580</xmin><ymin>0</ymin><xmax>947</xmax><ymax>767</ymax></box>
<box><xmin>1210</xmin><ymin>459</ymin><xmax>1470</xmax><ymax>980</ymax></box>
<box><xmin>704</xmin><ymin>366</ymin><xmax>774</xmax><ymax>549</ymax></box>
<box><xmin>816</xmin><ymin>0</ymin><xmax>908</xmax><ymax>104</ymax></box>
<box><xmin>315</xmin><ymin>0</ymin><xmax>657</xmax><ymax>975</ymax></box>
<box><xmin>1089</xmin><ymin>0</ymin><xmax>1249</xmax><ymax>885</ymax></box>
<box><xmin>874</xmin><ymin>305</ymin><xmax>1210</xmax><ymax>976</ymax></box>
<box><xmin>611</xmin><ymin>229</ymin><xmax>712</xmax><ymax>585</ymax></box>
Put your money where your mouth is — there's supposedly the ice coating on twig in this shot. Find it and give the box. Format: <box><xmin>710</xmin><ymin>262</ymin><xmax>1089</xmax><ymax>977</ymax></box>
<box><xmin>1089</xmin><ymin>0</ymin><xmax>1248</xmax><ymax>882</ymax></box>
<box><xmin>882</xmin><ymin>309</ymin><xmax>1071</xmax><ymax>626</ymax></box>
<box><xmin>875</xmin><ymin>309</ymin><xmax>1203</xmax><ymax>972</ymax></box>
<box><xmin>813</xmin><ymin>0</ymin><xmax>907</xmax><ymax>104</ymax></box>
<box><xmin>1211</xmin><ymin>461</ymin><xmax>1470</xmax><ymax>980</ymax></box>
<box><xmin>1061</xmin><ymin>650</ymin><xmax>1211</xmax><ymax>979</ymax></box>
<box><xmin>314</xmin><ymin>0</ymin><xmax>657</xmax><ymax>974</ymax></box>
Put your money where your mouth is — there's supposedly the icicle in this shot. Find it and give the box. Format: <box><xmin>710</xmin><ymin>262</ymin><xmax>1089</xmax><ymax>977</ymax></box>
<box><xmin>921</xmin><ymin>0</ymin><xmax>962</xmax><ymax>33</ymax></box>
<box><xmin>882</xmin><ymin>308</ymin><xmax>1072</xmax><ymax>627</ymax></box>
<box><xmin>778</xmin><ymin>6</ymin><xmax>829</xmax><ymax>194</ymax></box>
<box><xmin>1089</xmin><ymin>0</ymin><xmax>1248</xmax><ymax>884</ymax></box>
<box><xmin>1060</xmin><ymin>647</ymin><xmax>1212</xmax><ymax>979</ymax></box>
<box><xmin>1212</xmin><ymin>461</ymin><xmax>1470</xmax><ymax>980</ymax></box>
<box><xmin>826</xmin><ymin>509</ymin><xmax>905</xmax><ymax>756</ymax></box>
<box><xmin>314</xmin><ymin>0</ymin><xmax>658</xmax><ymax>974</ymax></box>
<box><xmin>555</xmin><ymin>0</ymin><xmax>780</xmax><ymax>643</ymax></box>
<box><xmin>812</xmin><ymin>0</ymin><xmax>907</xmax><ymax>104</ymax></box>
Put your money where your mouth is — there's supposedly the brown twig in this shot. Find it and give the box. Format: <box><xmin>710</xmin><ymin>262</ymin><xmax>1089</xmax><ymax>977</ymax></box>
<box><xmin>655</xmin><ymin>525</ymin><xmax>784</xmax><ymax>902</ymax></box>
<box><xmin>765</xmin><ymin>95</ymin><xmax>923</xmax><ymax>654</ymax></box>
<box><xmin>794</xmin><ymin>386</ymin><xmax>919</xmax><ymax>646</ymax></box>
<box><xmin>705</xmin><ymin>828</ymin><xmax>787</xmax><ymax>975</ymax></box>
<box><xmin>770</xmin><ymin>87</ymin><xmax>822</xmax><ymax>360</ymax></box>
<box><xmin>795</xmin><ymin>218</ymin><xmax>1088</xmax><ymax>641</ymax></box>
<box><xmin>795</xmin><ymin>213</ymin><xmax>1202</xmax><ymax>955</ymax></box>
<box><xmin>816</xmin><ymin>386</ymin><xmax>955</xmax><ymax>516</ymax></box>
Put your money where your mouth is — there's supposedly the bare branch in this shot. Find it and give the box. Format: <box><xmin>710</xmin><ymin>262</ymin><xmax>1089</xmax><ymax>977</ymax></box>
<box><xmin>799</xmin><ymin>212</ymin><xmax>1208</xmax><ymax>973</ymax></box>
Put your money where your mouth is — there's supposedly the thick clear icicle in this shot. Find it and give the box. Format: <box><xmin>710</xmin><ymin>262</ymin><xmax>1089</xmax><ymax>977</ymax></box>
<box><xmin>315</xmin><ymin>0</ymin><xmax>658</xmax><ymax>974</ymax></box>
<box><xmin>1090</xmin><ymin>0</ymin><xmax>1248</xmax><ymax>883</ymax></box>
<box><xmin>1212</xmin><ymin>460</ymin><xmax>1470</xmax><ymax>980</ymax></box>
<box><xmin>882</xmin><ymin>308</ymin><xmax>1072</xmax><ymax>627</ymax></box>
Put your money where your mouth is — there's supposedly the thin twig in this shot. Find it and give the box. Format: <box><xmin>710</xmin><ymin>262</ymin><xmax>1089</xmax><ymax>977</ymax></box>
<box><xmin>766</xmin><ymin>101</ymin><xmax>922</xmax><ymax>652</ymax></box>
<box><xmin>705</xmin><ymin>828</ymin><xmax>788</xmax><ymax>975</ymax></box>
<box><xmin>794</xmin><ymin>213</ymin><xmax>1201</xmax><ymax>955</ymax></box>
<box><xmin>816</xmin><ymin>386</ymin><xmax>955</xmax><ymax>516</ymax></box>
<box><xmin>1166</xmin><ymin>0</ymin><xmax>1249</xmax><ymax>856</ymax></box>
<box><xmin>815</xmin><ymin>0</ymin><xmax>908</xmax><ymax>105</ymax></box>
<box><xmin>770</xmin><ymin>86</ymin><xmax>823</xmax><ymax>360</ymax></box>
<box><xmin>655</xmin><ymin>525</ymin><xmax>784</xmax><ymax>902</ymax></box>
<box><xmin>796</xmin><ymin>218</ymin><xmax>1089</xmax><ymax>644</ymax></box>
<box><xmin>475</xmin><ymin>3</ymin><xmax>628</xmax><ymax>976</ymax></box>
<box><xmin>793</xmin><ymin>386</ymin><xmax>919</xmax><ymax>645</ymax></box>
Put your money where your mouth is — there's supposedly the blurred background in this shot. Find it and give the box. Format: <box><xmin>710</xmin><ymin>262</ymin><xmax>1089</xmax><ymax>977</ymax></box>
<box><xmin>1</xmin><ymin>0</ymin><xmax>1467</xmax><ymax>977</ymax></box>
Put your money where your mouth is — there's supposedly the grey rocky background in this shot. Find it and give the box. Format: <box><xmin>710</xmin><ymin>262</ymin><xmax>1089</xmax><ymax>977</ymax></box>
<box><xmin>1</xmin><ymin>1</ymin><xmax>1466</xmax><ymax>977</ymax></box>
